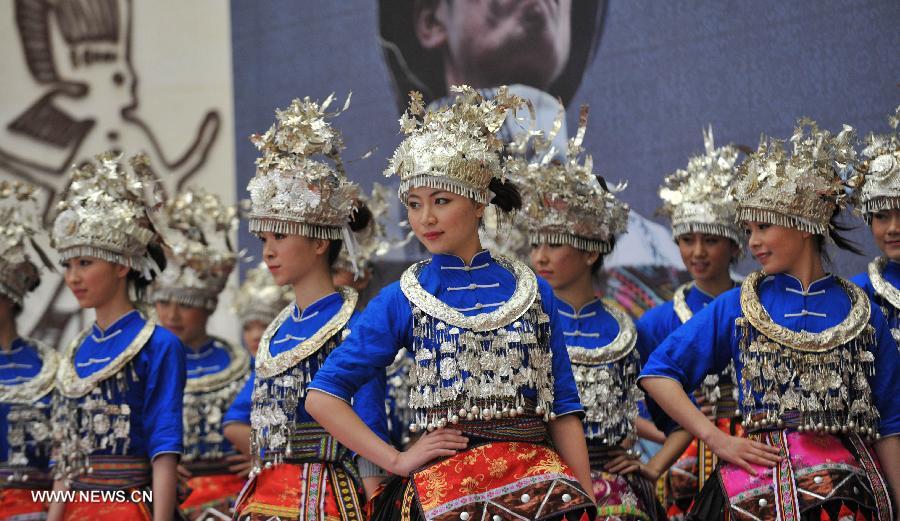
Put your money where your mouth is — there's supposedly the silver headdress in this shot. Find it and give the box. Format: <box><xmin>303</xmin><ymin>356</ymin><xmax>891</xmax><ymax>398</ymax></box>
<box><xmin>734</xmin><ymin>118</ymin><xmax>856</xmax><ymax>236</ymax></box>
<box><xmin>247</xmin><ymin>95</ymin><xmax>361</xmax><ymax>240</ymax></box>
<box><xmin>333</xmin><ymin>183</ymin><xmax>394</xmax><ymax>279</ymax></box>
<box><xmin>386</xmin><ymin>85</ymin><xmax>528</xmax><ymax>205</ymax></box>
<box><xmin>231</xmin><ymin>262</ymin><xmax>293</xmax><ymax>327</ymax></box>
<box><xmin>152</xmin><ymin>188</ymin><xmax>238</xmax><ymax>311</ymax></box>
<box><xmin>51</xmin><ymin>152</ymin><xmax>161</xmax><ymax>279</ymax></box>
<box><xmin>0</xmin><ymin>181</ymin><xmax>49</xmax><ymax>307</ymax></box>
<box><xmin>517</xmin><ymin>106</ymin><xmax>629</xmax><ymax>253</ymax></box>
<box><xmin>659</xmin><ymin>126</ymin><xmax>742</xmax><ymax>244</ymax></box>
<box><xmin>853</xmin><ymin>106</ymin><xmax>900</xmax><ymax>215</ymax></box>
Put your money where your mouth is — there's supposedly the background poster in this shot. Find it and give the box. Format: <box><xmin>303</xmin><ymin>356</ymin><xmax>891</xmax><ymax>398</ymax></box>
<box><xmin>1</xmin><ymin>1</ymin><xmax>898</xmax><ymax>343</ymax></box>
<box><xmin>233</xmin><ymin>0</ymin><xmax>899</xmax><ymax>280</ymax></box>
<box><xmin>0</xmin><ymin>0</ymin><xmax>236</xmax><ymax>342</ymax></box>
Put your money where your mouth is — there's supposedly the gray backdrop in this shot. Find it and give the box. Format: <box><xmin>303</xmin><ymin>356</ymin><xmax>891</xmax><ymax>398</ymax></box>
<box><xmin>231</xmin><ymin>0</ymin><xmax>900</xmax><ymax>276</ymax></box>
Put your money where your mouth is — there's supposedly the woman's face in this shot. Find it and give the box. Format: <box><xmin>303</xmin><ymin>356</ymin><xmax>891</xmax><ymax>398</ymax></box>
<box><xmin>259</xmin><ymin>232</ymin><xmax>328</xmax><ymax>286</ymax></box>
<box><xmin>870</xmin><ymin>209</ymin><xmax>900</xmax><ymax>262</ymax></box>
<box><xmin>676</xmin><ymin>233</ymin><xmax>738</xmax><ymax>284</ymax></box>
<box><xmin>62</xmin><ymin>256</ymin><xmax>129</xmax><ymax>310</ymax></box>
<box><xmin>241</xmin><ymin>319</ymin><xmax>267</xmax><ymax>358</ymax></box>
<box><xmin>155</xmin><ymin>300</ymin><xmax>210</xmax><ymax>348</ymax></box>
<box><xmin>744</xmin><ymin>221</ymin><xmax>809</xmax><ymax>275</ymax></box>
<box><xmin>406</xmin><ymin>187</ymin><xmax>484</xmax><ymax>258</ymax></box>
<box><xmin>530</xmin><ymin>243</ymin><xmax>597</xmax><ymax>292</ymax></box>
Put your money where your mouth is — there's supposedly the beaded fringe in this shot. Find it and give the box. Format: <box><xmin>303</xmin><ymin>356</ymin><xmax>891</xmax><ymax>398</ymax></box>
<box><xmin>861</xmin><ymin>197</ymin><xmax>900</xmax><ymax>222</ymax></box>
<box><xmin>58</xmin><ymin>245</ymin><xmax>139</xmax><ymax>270</ymax></box>
<box><xmin>671</xmin><ymin>222</ymin><xmax>741</xmax><ymax>245</ymax></box>
<box><xmin>405</xmin><ymin>299</ymin><xmax>555</xmax><ymax>432</ymax></box>
<box><xmin>51</xmin><ymin>360</ymin><xmax>141</xmax><ymax>481</ymax></box>
<box><xmin>150</xmin><ymin>287</ymin><xmax>218</xmax><ymax>312</ymax></box>
<box><xmin>574</xmin><ymin>349</ymin><xmax>641</xmax><ymax>445</ymax></box>
<box><xmin>735</xmin><ymin>317</ymin><xmax>880</xmax><ymax>438</ymax></box>
<box><xmin>398</xmin><ymin>175</ymin><xmax>490</xmax><ymax>205</ymax></box>
<box><xmin>248</xmin><ymin>218</ymin><xmax>342</xmax><ymax>240</ymax></box>
<box><xmin>735</xmin><ymin>207</ymin><xmax>829</xmax><ymax>237</ymax></box>
<box><xmin>530</xmin><ymin>232</ymin><xmax>612</xmax><ymax>254</ymax></box>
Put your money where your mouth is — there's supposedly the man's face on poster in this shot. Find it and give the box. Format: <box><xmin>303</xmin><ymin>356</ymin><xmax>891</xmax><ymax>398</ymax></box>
<box><xmin>417</xmin><ymin>0</ymin><xmax>572</xmax><ymax>91</ymax></box>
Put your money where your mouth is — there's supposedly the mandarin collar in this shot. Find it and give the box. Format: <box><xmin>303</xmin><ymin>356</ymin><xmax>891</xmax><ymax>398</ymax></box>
<box><xmin>293</xmin><ymin>291</ymin><xmax>342</xmax><ymax>320</ymax></box>
<box><xmin>555</xmin><ymin>296</ymin><xmax>603</xmax><ymax>316</ymax></box>
<box><xmin>430</xmin><ymin>249</ymin><xmax>493</xmax><ymax>270</ymax></box>
<box><xmin>91</xmin><ymin>309</ymin><xmax>142</xmax><ymax>337</ymax></box>
<box><xmin>771</xmin><ymin>272</ymin><xmax>835</xmax><ymax>294</ymax></box>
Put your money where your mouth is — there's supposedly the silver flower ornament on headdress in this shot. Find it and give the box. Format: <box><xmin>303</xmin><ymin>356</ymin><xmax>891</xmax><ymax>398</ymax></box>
<box><xmin>51</xmin><ymin>151</ymin><xmax>162</xmax><ymax>279</ymax></box>
<box><xmin>659</xmin><ymin>126</ymin><xmax>742</xmax><ymax>244</ymax></box>
<box><xmin>152</xmin><ymin>188</ymin><xmax>238</xmax><ymax>311</ymax></box>
<box><xmin>517</xmin><ymin>106</ymin><xmax>629</xmax><ymax>253</ymax></box>
<box><xmin>734</xmin><ymin>118</ymin><xmax>856</xmax><ymax>237</ymax></box>
<box><xmin>247</xmin><ymin>94</ymin><xmax>361</xmax><ymax>240</ymax></box>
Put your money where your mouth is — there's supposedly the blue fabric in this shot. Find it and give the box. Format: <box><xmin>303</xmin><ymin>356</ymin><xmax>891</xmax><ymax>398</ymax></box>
<box><xmin>636</xmin><ymin>284</ymin><xmax>715</xmax><ymax>351</ymax></box>
<box><xmin>223</xmin><ymin>364</ymin><xmax>254</xmax><ymax>426</ymax></box>
<box><xmin>554</xmin><ymin>296</ymin><xmax>636</xmax><ymax>436</ymax></box>
<box><xmin>263</xmin><ymin>293</ymin><xmax>388</xmax><ymax>443</ymax></box>
<box><xmin>635</xmin><ymin>285</ymin><xmax>717</xmax><ymax>434</ymax></box>
<box><xmin>852</xmin><ymin>260</ymin><xmax>900</xmax><ymax>333</ymax></box>
<box><xmin>72</xmin><ymin>310</ymin><xmax>186</xmax><ymax>459</ymax></box>
<box><xmin>184</xmin><ymin>338</ymin><xmax>240</xmax><ymax>456</ymax></box>
<box><xmin>851</xmin><ymin>259</ymin><xmax>900</xmax><ymax>299</ymax></box>
<box><xmin>185</xmin><ymin>338</ymin><xmax>234</xmax><ymax>379</ymax></box>
<box><xmin>0</xmin><ymin>338</ymin><xmax>51</xmax><ymax>467</ymax></box>
<box><xmin>310</xmin><ymin>250</ymin><xmax>584</xmax><ymax>420</ymax></box>
<box><xmin>639</xmin><ymin>273</ymin><xmax>900</xmax><ymax>437</ymax></box>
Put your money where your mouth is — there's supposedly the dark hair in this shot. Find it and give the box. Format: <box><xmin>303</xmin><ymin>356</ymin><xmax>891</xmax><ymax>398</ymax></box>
<box><xmin>815</xmin><ymin>210</ymin><xmax>863</xmax><ymax>263</ymax></box>
<box><xmin>128</xmin><ymin>241</ymin><xmax>167</xmax><ymax>301</ymax></box>
<box><xmin>488</xmin><ymin>178</ymin><xmax>522</xmax><ymax>213</ymax></box>
<box><xmin>327</xmin><ymin>203</ymin><xmax>374</xmax><ymax>266</ymax></box>
<box><xmin>589</xmin><ymin>174</ymin><xmax>616</xmax><ymax>275</ymax></box>
<box><xmin>590</xmin><ymin>241</ymin><xmax>614</xmax><ymax>275</ymax></box>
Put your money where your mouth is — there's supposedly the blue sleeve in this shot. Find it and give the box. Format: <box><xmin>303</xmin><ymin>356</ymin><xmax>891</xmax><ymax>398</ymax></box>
<box><xmin>308</xmin><ymin>283</ymin><xmax>410</xmax><ymax>403</ymax></box>
<box><xmin>143</xmin><ymin>327</ymin><xmax>186</xmax><ymax>459</ymax></box>
<box><xmin>638</xmin><ymin>289</ymin><xmax>738</xmax><ymax>394</ymax></box>
<box><xmin>223</xmin><ymin>370</ymin><xmax>254</xmax><ymax>426</ymax></box>
<box><xmin>868</xmin><ymin>303</ymin><xmax>900</xmax><ymax>437</ymax></box>
<box><xmin>634</xmin><ymin>324</ymin><xmax>683</xmax><ymax>435</ymax></box>
<box><xmin>351</xmin><ymin>371</ymin><xmax>389</xmax><ymax>443</ymax></box>
<box><xmin>539</xmin><ymin>279</ymin><xmax>584</xmax><ymax>418</ymax></box>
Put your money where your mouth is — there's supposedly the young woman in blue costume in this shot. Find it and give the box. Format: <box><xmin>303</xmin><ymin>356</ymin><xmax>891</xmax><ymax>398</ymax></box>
<box><xmin>516</xmin><ymin>114</ymin><xmax>668</xmax><ymax>520</ymax></box>
<box><xmin>640</xmin><ymin>121</ymin><xmax>900</xmax><ymax>520</ymax></box>
<box><xmin>151</xmin><ymin>189</ymin><xmax>250</xmax><ymax>520</ymax></box>
<box><xmin>47</xmin><ymin>152</ymin><xmax>187</xmax><ymax>521</ymax></box>
<box><xmin>230</xmin><ymin>96</ymin><xmax>387</xmax><ymax>521</ymax></box>
<box><xmin>223</xmin><ymin>262</ymin><xmax>293</xmax><ymax>460</ymax></box>
<box><xmin>851</xmin><ymin>108</ymin><xmax>900</xmax><ymax>353</ymax></box>
<box><xmin>636</xmin><ymin>129</ymin><xmax>744</xmax><ymax>519</ymax></box>
<box><xmin>306</xmin><ymin>86</ymin><xmax>597</xmax><ymax>521</ymax></box>
<box><xmin>0</xmin><ymin>181</ymin><xmax>57</xmax><ymax>521</ymax></box>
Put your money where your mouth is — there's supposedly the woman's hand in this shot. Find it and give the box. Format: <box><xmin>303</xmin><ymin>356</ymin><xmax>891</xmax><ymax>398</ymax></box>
<box><xmin>603</xmin><ymin>448</ymin><xmax>644</xmax><ymax>477</ymax></box>
<box><xmin>704</xmin><ymin>429</ymin><xmax>781</xmax><ymax>474</ymax></box>
<box><xmin>227</xmin><ymin>453</ymin><xmax>253</xmax><ymax>478</ymax></box>
<box><xmin>388</xmin><ymin>428</ymin><xmax>468</xmax><ymax>476</ymax></box>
